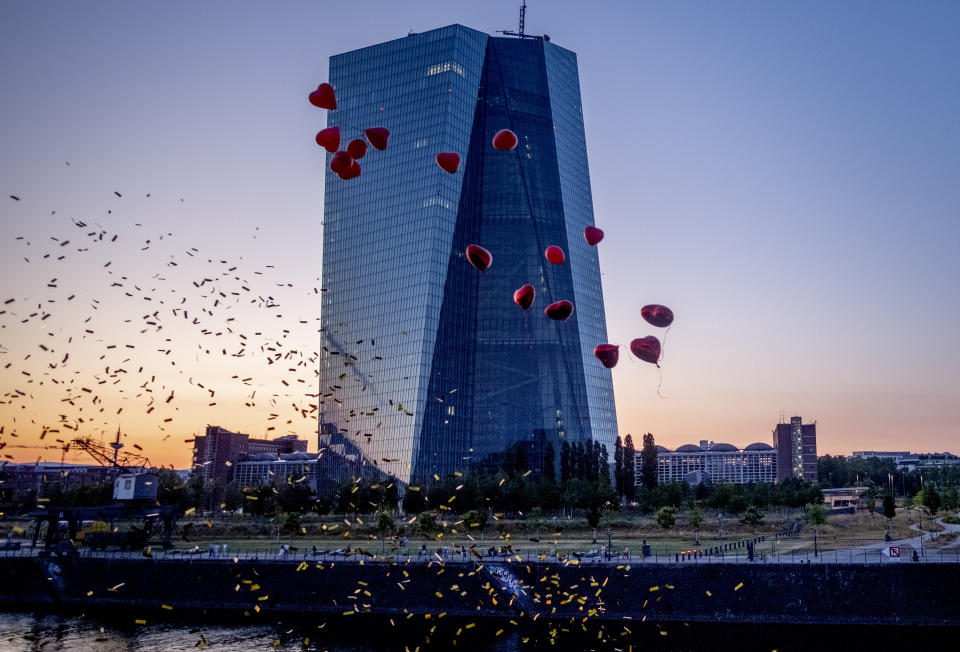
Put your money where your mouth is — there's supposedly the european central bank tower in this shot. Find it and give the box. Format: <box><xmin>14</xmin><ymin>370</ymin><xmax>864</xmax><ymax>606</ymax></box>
<box><xmin>319</xmin><ymin>25</ymin><xmax>616</xmax><ymax>485</ymax></box>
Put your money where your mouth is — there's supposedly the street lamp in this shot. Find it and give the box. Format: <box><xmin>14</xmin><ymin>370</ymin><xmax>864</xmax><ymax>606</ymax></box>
<box><xmin>717</xmin><ymin>512</ymin><xmax>723</xmax><ymax>541</ymax></box>
<box><xmin>606</xmin><ymin>528</ymin><xmax>613</xmax><ymax>561</ymax></box>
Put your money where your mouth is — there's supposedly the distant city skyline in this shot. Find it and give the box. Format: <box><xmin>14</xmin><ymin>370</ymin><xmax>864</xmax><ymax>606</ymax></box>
<box><xmin>2</xmin><ymin>1</ymin><xmax>958</xmax><ymax>468</ymax></box>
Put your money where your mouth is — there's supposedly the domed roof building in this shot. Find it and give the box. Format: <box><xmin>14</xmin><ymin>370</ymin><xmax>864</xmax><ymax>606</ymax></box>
<box><xmin>650</xmin><ymin>439</ymin><xmax>778</xmax><ymax>486</ymax></box>
<box><xmin>708</xmin><ymin>443</ymin><xmax>737</xmax><ymax>452</ymax></box>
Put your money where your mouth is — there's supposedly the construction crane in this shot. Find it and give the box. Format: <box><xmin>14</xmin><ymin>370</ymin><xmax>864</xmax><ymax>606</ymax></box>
<box><xmin>68</xmin><ymin>427</ymin><xmax>152</xmax><ymax>471</ymax></box>
<box><xmin>498</xmin><ymin>1</ymin><xmax>550</xmax><ymax>41</ymax></box>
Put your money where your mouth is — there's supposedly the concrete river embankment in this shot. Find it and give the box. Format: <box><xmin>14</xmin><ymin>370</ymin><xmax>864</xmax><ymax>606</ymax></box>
<box><xmin>1</xmin><ymin>555</ymin><xmax>958</xmax><ymax>626</ymax></box>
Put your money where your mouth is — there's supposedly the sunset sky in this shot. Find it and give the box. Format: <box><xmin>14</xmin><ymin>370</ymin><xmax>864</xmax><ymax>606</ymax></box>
<box><xmin>2</xmin><ymin>1</ymin><xmax>958</xmax><ymax>469</ymax></box>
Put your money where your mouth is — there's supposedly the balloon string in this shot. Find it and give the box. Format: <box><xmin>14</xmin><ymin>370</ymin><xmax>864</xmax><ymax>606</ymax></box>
<box><xmin>657</xmin><ymin>366</ymin><xmax>666</xmax><ymax>399</ymax></box>
<box><xmin>326</xmin><ymin>119</ymin><xmax>370</xmax><ymax>141</ymax></box>
<box><xmin>659</xmin><ymin>325</ymin><xmax>671</xmax><ymax>362</ymax></box>
<box><xmin>620</xmin><ymin>343</ymin><xmax>640</xmax><ymax>366</ymax></box>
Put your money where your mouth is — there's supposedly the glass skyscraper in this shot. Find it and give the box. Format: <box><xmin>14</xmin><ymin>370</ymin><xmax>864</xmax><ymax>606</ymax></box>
<box><xmin>319</xmin><ymin>25</ymin><xmax>616</xmax><ymax>484</ymax></box>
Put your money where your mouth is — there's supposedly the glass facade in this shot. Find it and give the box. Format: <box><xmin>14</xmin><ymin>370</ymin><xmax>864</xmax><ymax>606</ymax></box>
<box><xmin>320</xmin><ymin>25</ymin><xmax>616</xmax><ymax>484</ymax></box>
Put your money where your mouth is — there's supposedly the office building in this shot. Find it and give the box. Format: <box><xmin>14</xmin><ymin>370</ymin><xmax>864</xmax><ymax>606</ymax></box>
<box><xmin>233</xmin><ymin>452</ymin><xmax>319</xmax><ymax>493</ymax></box>
<box><xmin>897</xmin><ymin>452</ymin><xmax>960</xmax><ymax>471</ymax></box>
<box><xmin>772</xmin><ymin>416</ymin><xmax>818</xmax><ymax>483</ymax></box>
<box><xmin>191</xmin><ymin>426</ymin><xmax>308</xmax><ymax>483</ymax></box>
<box><xmin>319</xmin><ymin>25</ymin><xmax>616</xmax><ymax>484</ymax></box>
<box><xmin>650</xmin><ymin>440</ymin><xmax>777</xmax><ymax>486</ymax></box>
<box><xmin>849</xmin><ymin>450</ymin><xmax>958</xmax><ymax>471</ymax></box>
<box><xmin>850</xmin><ymin>451</ymin><xmax>911</xmax><ymax>464</ymax></box>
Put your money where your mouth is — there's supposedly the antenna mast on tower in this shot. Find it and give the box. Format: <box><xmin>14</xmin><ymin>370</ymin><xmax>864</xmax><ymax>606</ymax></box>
<box><xmin>110</xmin><ymin>424</ymin><xmax>124</xmax><ymax>467</ymax></box>
<box><xmin>498</xmin><ymin>1</ymin><xmax>550</xmax><ymax>40</ymax></box>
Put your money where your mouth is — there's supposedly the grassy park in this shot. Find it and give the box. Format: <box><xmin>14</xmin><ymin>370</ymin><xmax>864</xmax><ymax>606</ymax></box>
<box><xmin>4</xmin><ymin>504</ymin><xmax>954</xmax><ymax>560</ymax></box>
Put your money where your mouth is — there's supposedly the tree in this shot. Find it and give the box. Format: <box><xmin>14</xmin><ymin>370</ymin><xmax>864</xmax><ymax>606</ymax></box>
<box><xmin>573</xmin><ymin>442</ymin><xmax>585</xmax><ymax>481</ymax></box>
<box><xmin>560</xmin><ymin>441</ymin><xmax>571</xmax><ymax>484</ymax></box>
<box><xmin>417</xmin><ymin>511</ymin><xmax>437</xmax><ymax>537</ymax></box>
<box><xmin>463</xmin><ymin>509</ymin><xmax>487</xmax><ymax>534</ymax></box>
<box><xmin>402</xmin><ymin>488</ymin><xmax>426</xmax><ymax>514</ymax></box>
<box><xmin>593</xmin><ymin>440</ymin><xmax>603</xmax><ymax>482</ymax></box>
<box><xmin>882</xmin><ymin>493</ymin><xmax>896</xmax><ymax>538</ymax></box>
<box><xmin>740</xmin><ymin>505</ymin><xmax>765</xmax><ymax>530</ymax></box>
<box><xmin>528</xmin><ymin>506</ymin><xmax>543</xmax><ymax>529</ymax></box>
<box><xmin>640</xmin><ymin>432</ymin><xmax>658</xmax><ymax>490</ymax></box>
<box><xmin>277</xmin><ymin>483</ymin><xmax>313</xmax><ymax>514</ymax></box>
<box><xmin>376</xmin><ymin>504</ymin><xmax>395</xmax><ymax>553</ymax></box>
<box><xmin>656</xmin><ymin>505</ymin><xmax>676</xmax><ymax>530</ymax></box>
<box><xmin>614</xmin><ymin>436</ymin><xmax>624</xmax><ymax>499</ymax></box>
<box><xmin>865</xmin><ymin>490</ymin><xmax>877</xmax><ymax>517</ymax></box>
<box><xmin>882</xmin><ymin>493</ymin><xmax>896</xmax><ymax>519</ymax></box>
<box><xmin>586</xmin><ymin>503</ymin><xmax>602</xmax><ymax>530</ymax></box>
<box><xmin>728</xmin><ymin>492</ymin><xmax>750</xmax><ymax>515</ymax></box>
<box><xmin>583</xmin><ymin>481</ymin><xmax>618</xmax><ymax>540</ymax></box>
<box><xmin>708</xmin><ymin>482</ymin><xmax>734</xmax><ymax>512</ymax></box>
<box><xmin>923</xmin><ymin>485</ymin><xmax>942</xmax><ymax>515</ymax></box>
<box><xmin>599</xmin><ymin>444</ymin><xmax>611</xmax><ymax>486</ymax></box>
<box><xmin>623</xmin><ymin>435</ymin><xmax>637</xmax><ymax>501</ymax></box>
<box><xmin>281</xmin><ymin>511</ymin><xmax>302</xmax><ymax>535</ymax></box>
<box><xmin>808</xmin><ymin>503</ymin><xmax>827</xmax><ymax>527</ymax></box>
<box><xmin>542</xmin><ymin>442</ymin><xmax>556</xmax><ymax>485</ymax></box>
<box><xmin>802</xmin><ymin>484</ymin><xmax>825</xmax><ymax>506</ymax></box>
<box><xmin>689</xmin><ymin>506</ymin><xmax>704</xmax><ymax>544</ymax></box>
<box><xmin>585</xmin><ymin>440</ymin><xmax>597</xmax><ymax>482</ymax></box>
<box><xmin>943</xmin><ymin>487</ymin><xmax>959</xmax><ymax>512</ymax></box>
<box><xmin>157</xmin><ymin>469</ymin><xmax>190</xmax><ymax>510</ymax></box>
<box><xmin>187</xmin><ymin>474</ymin><xmax>212</xmax><ymax>513</ymax></box>
<box><xmin>222</xmin><ymin>482</ymin><xmax>244</xmax><ymax>512</ymax></box>
<box><xmin>808</xmin><ymin>502</ymin><xmax>827</xmax><ymax>556</ymax></box>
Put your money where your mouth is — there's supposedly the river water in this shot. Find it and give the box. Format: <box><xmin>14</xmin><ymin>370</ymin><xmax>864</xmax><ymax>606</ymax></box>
<box><xmin>0</xmin><ymin>611</ymin><xmax>521</xmax><ymax>652</ymax></box>
<box><xmin>0</xmin><ymin>610</ymin><xmax>954</xmax><ymax>651</ymax></box>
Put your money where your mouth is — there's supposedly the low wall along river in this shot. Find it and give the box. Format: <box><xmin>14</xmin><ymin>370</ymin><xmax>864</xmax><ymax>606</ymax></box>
<box><xmin>1</xmin><ymin>555</ymin><xmax>958</xmax><ymax>626</ymax></box>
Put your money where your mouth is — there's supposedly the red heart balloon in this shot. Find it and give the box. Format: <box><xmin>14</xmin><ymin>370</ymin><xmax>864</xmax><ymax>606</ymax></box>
<box><xmin>513</xmin><ymin>284</ymin><xmax>535</xmax><ymax>310</ymax></box>
<box><xmin>309</xmin><ymin>83</ymin><xmax>336</xmax><ymax>110</ymax></box>
<box><xmin>365</xmin><ymin>127</ymin><xmax>390</xmax><ymax>151</ymax></box>
<box><xmin>315</xmin><ymin>127</ymin><xmax>340</xmax><ymax>153</ymax></box>
<box><xmin>492</xmin><ymin>129</ymin><xmax>518</xmax><ymax>151</ymax></box>
<box><xmin>436</xmin><ymin>152</ymin><xmax>461</xmax><ymax>174</ymax></box>
<box><xmin>330</xmin><ymin>151</ymin><xmax>353</xmax><ymax>175</ymax></box>
<box><xmin>641</xmin><ymin>304</ymin><xmax>674</xmax><ymax>328</ymax></box>
<box><xmin>338</xmin><ymin>160</ymin><xmax>361</xmax><ymax>180</ymax></box>
<box><xmin>584</xmin><ymin>226</ymin><xmax>604</xmax><ymax>246</ymax></box>
<box><xmin>594</xmin><ymin>344</ymin><xmax>619</xmax><ymax>369</ymax></box>
<box><xmin>466</xmin><ymin>244</ymin><xmax>492</xmax><ymax>271</ymax></box>
<box><xmin>347</xmin><ymin>139</ymin><xmax>367</xmax><ymax>159</ymax></box>
<box><xmin>545</xmin><ymin>300</ymin><xmax>573</xmax><ymax>321</ymax></box>
<box><xmin>630</xmin><ymin>336</ymin><xmax>661</xmax><ymax>365</ymax></box>
<box><xmin>545</xmin><ymin>246</ymin><xmax>565</xmax><ymax>264</ymax></box>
